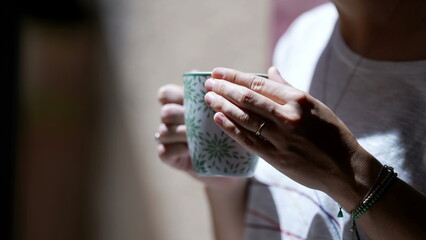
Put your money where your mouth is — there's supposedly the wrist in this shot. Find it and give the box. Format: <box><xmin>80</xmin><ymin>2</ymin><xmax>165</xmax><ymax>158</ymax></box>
<box><xmin>204</xmin><ymin>177</ymin><xmax>249</xmax><ymax>193</ymax></box>
<box><xmin>328</xmin><ymin>148</ymin><xmax>383</xmax><ymax>212</ymax></box>
<box><xmin>204</xmin><ymin>177</ymin><xmax>249</xmax><ymax>240</ymax></box>
<box><xmin>350</xmin><ymin>165</ymin><xmax>398</xmax><ymax>220</ymax></box>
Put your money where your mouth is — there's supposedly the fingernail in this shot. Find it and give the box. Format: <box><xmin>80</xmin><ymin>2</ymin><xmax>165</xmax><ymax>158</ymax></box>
<box><xmin>205</xmin><ymin>78</ymin><xmax>216</xmax><ymax>91</ymax></box>
<box><xmin>214</xmin><ymin>112</ymin><xmax>224</xmax><ymax>124</ymax></box>
<box><xmin>205</xmin><ymin>92</ymin><xmax>216</xmax><ymax>105</ymax></box>
<box><xmin>212</xmin><ymin>67</ymin><xmax>225</xmax><ymax>79</ymax></box>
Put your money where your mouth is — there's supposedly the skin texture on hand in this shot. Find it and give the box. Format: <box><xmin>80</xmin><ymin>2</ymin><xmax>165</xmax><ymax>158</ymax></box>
<box><xmin>156</xmin><ymin>67</ymin><xmax>426</xmax><ymax>240</ymax></box>
<box><xmin>156</xmin><ymin>83</ymin><xmax>248</xmax><ymax>188</ymax></box>
<box><xmin>204</xmin><ymin>66</ymin><xmax>382</xmax><ymax>210</ymax></box>
<box><xmin>202</xmin><ymin>67</ymin><xmax>426</xmax><ymax>240</ymax></box>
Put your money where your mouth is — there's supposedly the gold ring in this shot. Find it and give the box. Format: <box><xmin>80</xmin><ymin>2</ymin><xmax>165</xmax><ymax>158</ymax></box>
<box><xmin>255</xmin><ymin>120</ymin><xmax>267</xmax><ymax>138</ymax></box>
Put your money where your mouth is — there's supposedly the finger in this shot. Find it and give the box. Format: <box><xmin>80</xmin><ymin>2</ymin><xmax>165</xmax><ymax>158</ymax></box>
<box><xmin>158</xmin><ymin>84</ymin><xmax>184</xmax><ymax>105</ymax></box>
<box><xmin>161</xmin><ymin>103</ymin><xmax>185</xmax><ymax>124</ymax></box>
<box><xmin>280</xmin><ymin>100</ymin><xmax>304</xmax><ymax>123</ymax></box>
<box><xmin>211</xmin><ymin>67</ymin><xmax>303</xmax><ymax>104</ymax></box>
<box><xmin>206</xmin><ymin>91</ymin><xmax>300</xmax><ymax>145</ymax></box>
<box><xmin>157</xmin><ymin>123</ymin><xmax>187</xmax><ymax>144</ymax></box>
<box><xmin>267</xmin><ymin>66</ymin><xmax>290</xmax><ymax>86</ymax></box>
<box><xmin>205</xmin><ymin>91</ymin><xmax>272</xmax><ymax>134</ymax></box>
<box><xmin>158</xmin><ymin>143</ymin><xmax>192</xmax><ymax>171</ymax></box>
<box><xmin>213</xmin><ymin>112</ymin><xmax>275</xmax><ymax>154</ymax></box>
<box><xmin>205</xmin><ymin>78</ymin><xmax>285</xmax><ymax>123</ymax></box>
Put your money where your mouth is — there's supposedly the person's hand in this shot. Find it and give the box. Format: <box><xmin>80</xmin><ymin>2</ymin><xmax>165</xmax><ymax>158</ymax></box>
<box><xmin>156</xmin><ymin>83</ymin><xmax>247</xmax><ymax>189</ymax></box>
<box><xmin>156</xmin><ymin>84</ymin><xmax>190</xmax><ymax>171</ymax></box>
<box><xmin>204</xmin><ymin>67</ymin><xmax>382</xmax><ymax>209</ymax></box>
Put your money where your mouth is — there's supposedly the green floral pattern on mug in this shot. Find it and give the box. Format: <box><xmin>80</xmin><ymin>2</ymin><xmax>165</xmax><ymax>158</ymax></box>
<box><xmin>183</xmin><ymin>73</ymin><xmax>259</xmax><ymax>177</ymax></box>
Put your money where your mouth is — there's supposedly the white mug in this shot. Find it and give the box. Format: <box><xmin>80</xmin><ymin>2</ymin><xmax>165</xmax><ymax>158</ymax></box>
<box><xmin>183</xmin><ymin>72</ymin><xmax>266</xmax><ymax>177</ymax></box>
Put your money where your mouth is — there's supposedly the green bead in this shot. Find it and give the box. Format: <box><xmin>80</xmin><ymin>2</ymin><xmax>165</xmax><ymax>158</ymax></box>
<box><xmin>337</xmin><ymin>210</ymin><xmax>344</xmax><ymax>218</ymax></box>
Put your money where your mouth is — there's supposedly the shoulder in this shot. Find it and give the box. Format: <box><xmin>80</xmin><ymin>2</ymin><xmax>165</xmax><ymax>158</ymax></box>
<box><xmin>273</xmin><ymin>3</ymin><xmax>338</xmax><ymax>91</ymax></box>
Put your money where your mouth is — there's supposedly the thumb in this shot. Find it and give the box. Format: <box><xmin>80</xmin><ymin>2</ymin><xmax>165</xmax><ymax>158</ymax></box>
<box><xmin>267</xmin><ymin>66</ymin><xmax>291</xmax><ymax>86</ymax></box>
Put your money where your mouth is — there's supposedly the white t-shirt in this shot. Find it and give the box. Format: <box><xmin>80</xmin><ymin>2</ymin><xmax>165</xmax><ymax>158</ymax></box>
<box><xmin>244</xmin><ymin>3</ymin><xmax>426</xmax><ymax>240</ymax></box>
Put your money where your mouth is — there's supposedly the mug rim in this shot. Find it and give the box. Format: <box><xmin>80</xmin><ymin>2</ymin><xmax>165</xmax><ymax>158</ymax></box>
<box><xmin>183</xmin><ymin>72</ymin><xmax>268</xmax><ymax>78</ymax></box>
<box><xmin>183</xmin><ymin>72</ymin><xmax>212</xmax><ymax>76</ymax></box>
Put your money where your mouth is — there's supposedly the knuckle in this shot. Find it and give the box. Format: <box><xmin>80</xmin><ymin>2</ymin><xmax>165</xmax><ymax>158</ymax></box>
<box><xmin>266</xmin><ymin>104</ymin><xmax>278</xmax><ymax>116</ymax></box>
<box><xmin>160</xmin><ymin>104</ymin><xmax>174</xmax><ymax>122</ymax></box>
<box><xmin>242</xmin><ymin>136</ymin><xmax>256</xmax><ymax>148</ymax></box>
<box><xmin>221</xmin><ymin>118</ymin><xmax>240</xmax><ymax>137</ymax></box>
<box><xmin>158</xmin><ymin>144</ymin><xmax>188</xmax><ymax>168</ymax></box>
<box><xmin>262</xmin><ymin>102</ymin><xmax>281</xmax><ymax>121</ymax></box>
<box><xmin>221</xmin><ymin>119</ymin><xmax>236</xmax><ymax>132</ymax></box>
<box><xmin>157</xmin><ymin>85</ymin><xmax>172</xmax><ymax>104</ymax></box>
<box><xmin>292</xmin><ymin>91</ymin><xmax>308</xmax><ymax>103</ymax></box>
<box><xmin>215</xmin><ymin>81</ymin><xmax>227</xmax><ymax>95</ymax></box>
<box><xmin>284</xmin><ymin>102</ymin><xmax>303</xmax><ymax>123</ymax></box>
<box><xmin>239</xmin><ymin>89</ymin><xmax>255</xmax><ymax>104</ymax></box>
<box><xmin>157</xmin><ymin>84</ymin><xmax>183</xmax><ymax>104</ymax></box>
<box><xmin>160</xmin><ymin>104</ymin><xmax>183</xmax><ymax>122</ymax></box>
<box><xmin>219</xmin><ymin>118</ymin><xmax>255</xmax><ymax>148</ymax></box>
<box><xmin>288</xmin><ymin>111</ymin><xmax>302</xmax><ymax>123</ymax></box>
<box><xmin>228</xmin><ymin>72</ymin><xmax>237</xmax><ymax>83</ymax></box>
<box><xmin>250</xmin><ymin>76</ymin><xmax>266</xmax><ymax>92</ymax></box>
<box><xmin>170</xmin><ymin>156</ymin><xmax>183</xmax><ymax>168</ymax></box>
<box><xmin>237</xmin><ymin>111</ymin><xmax>250</xmax><ymax>125</ymax></box>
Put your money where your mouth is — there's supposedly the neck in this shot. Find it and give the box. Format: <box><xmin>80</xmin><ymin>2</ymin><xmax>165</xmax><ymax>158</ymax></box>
<box><xmin>333</xmin><ymin>0</ymin><xmax>426</xmax><ymax>61</ymax></box>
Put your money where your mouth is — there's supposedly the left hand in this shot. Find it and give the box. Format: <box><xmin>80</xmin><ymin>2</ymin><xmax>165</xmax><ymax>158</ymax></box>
<box><xmin>204</xmin><ymin>67</ymin><xmax>382</xmax><ymax>209</ymax></box>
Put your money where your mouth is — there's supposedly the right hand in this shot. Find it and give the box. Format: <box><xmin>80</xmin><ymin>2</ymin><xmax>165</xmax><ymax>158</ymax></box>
<box><xmin>156</xmin><ymin>84</ymin><xmax>247</xmax><ymax>188</ymax></box>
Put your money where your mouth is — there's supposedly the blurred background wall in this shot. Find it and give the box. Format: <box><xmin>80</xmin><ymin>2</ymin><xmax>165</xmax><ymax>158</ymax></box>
<box><xmin>93</xmin><ymin>1</ymin><xmax>269</xmax><ymax>239</ymax></box>
<box><xmin>11</xmin><ymin>1</ymin><xmax>326</xmax><ymax>240</ymax></box>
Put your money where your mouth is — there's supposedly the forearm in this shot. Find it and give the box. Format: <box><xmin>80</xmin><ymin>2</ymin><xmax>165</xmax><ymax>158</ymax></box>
<box><xmin>332</xmin><ymin>153</ymin><xmax>426</xmax><ymax>240</ymax></box>
<box><xmin>356</xmin><ymin>178</ymin><xmax>426</xmax><ymax>240</ymax></box>
<box><xmin>205</xmin><ymin>178</ymin><xmax>249</xmax><ymax>240</ymax></box>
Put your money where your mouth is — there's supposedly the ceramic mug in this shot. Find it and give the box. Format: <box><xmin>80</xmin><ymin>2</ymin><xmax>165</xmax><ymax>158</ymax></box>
<box><xmin>183</xmin><ymin>72</ymin><xmax>267</xmax><ymax>177</ymax></box>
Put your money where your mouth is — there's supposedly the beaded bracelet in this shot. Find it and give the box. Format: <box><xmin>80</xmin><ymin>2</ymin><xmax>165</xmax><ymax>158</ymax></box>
<box><xmin>350</xmin><ymin>165</ymin><xmax>397</xmax><ymax>220</ymax></box>
<box><xmin>335</xmin><ymin>165</ymin><xmax>398</xmax><ymax>240</ymax></box>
